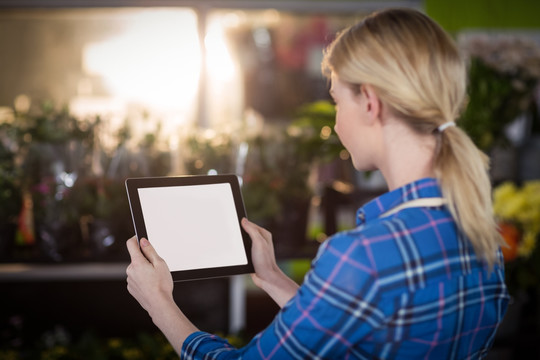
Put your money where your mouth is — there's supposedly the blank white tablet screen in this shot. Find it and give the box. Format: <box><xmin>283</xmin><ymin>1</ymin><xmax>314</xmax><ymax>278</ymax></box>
<box><xmin>137</xmin><ymin>183</ymin><xmax>248</xmax><ymax>272</ymax></box>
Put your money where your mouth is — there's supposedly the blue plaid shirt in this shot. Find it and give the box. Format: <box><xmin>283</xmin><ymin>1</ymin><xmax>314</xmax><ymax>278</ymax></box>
<box><xmin>181</xmin><ymin>178</ymin><xmax>510</xmax><ymax>359</ymax></box>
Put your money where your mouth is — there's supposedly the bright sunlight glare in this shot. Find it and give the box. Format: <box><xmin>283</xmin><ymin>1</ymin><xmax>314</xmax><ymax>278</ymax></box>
<box><xmin>204</xmin><ymin>21</ymin><xmax>236</xmax><ymax>83</ymax></box>
<box><xmin>82</xmin><ymin>9</ymin><xmax>201</xmax><ymax>113</ymax></box>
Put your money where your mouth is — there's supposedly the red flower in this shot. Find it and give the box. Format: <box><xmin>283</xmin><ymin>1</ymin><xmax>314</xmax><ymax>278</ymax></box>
<box><xmin>499</xmin><ymin>222</ymin><xmax>520</xmax><ymax>262</ymax></box>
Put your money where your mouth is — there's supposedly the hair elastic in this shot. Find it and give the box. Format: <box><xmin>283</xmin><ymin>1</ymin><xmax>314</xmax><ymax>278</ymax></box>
<box><xmin>438</xmin><ymin>121</ymin><xmax>456</xmax><ymax>133</ymax></box>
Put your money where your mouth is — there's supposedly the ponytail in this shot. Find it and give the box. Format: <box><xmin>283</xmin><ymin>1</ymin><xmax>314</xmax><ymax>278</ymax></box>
<box><xmin>435</xmin><ymin>126</ymin><xmax>503</xmax><ymax>269</ymax></box>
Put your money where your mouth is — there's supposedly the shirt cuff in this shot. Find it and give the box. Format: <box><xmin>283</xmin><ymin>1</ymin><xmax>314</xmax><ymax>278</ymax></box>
<box><xmin>181</xmin><ymin>331</ymin><xmax>234</xmax><ymax>359</ymax></box>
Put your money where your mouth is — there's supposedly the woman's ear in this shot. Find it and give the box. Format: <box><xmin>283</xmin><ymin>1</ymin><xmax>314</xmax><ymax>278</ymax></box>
<box><xmin>362</xmin><ymin>84</ymin><xmax>382</xmax><ymax>124</ymax></box>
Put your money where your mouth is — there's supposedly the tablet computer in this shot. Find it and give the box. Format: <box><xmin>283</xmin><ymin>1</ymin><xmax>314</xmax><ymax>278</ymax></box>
<box><xmin>125</xmin><ymin>174</ymin><xmax>253</xmax><ymax>281</ymax></box>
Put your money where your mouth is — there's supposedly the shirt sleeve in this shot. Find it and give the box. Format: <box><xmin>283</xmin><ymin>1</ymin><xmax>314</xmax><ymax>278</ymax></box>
<box><xmin>181</xmin><ymin>232</ymin><xmax>385</xmax><ymax>359</ymax></box>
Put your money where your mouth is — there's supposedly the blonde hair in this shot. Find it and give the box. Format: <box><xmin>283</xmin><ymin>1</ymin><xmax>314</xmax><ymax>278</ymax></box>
<box><xmin>322</xmin><ymin>8</ymin><xmax>503</xmax><ymax>268</ymax></box>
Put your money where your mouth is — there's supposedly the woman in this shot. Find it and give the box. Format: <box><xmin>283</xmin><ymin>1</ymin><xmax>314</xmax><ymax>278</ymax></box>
<box><xmin>126</xmin><ymin>8</ymin><xmax>509</xmax><ymax>359</ymax></box>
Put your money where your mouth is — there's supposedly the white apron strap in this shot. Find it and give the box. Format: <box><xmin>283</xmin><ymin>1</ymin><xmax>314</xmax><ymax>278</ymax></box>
<box><xmin>379</xmin><ymin>197</ymin><xmax>446</xmax><ymax>218</ymax></box>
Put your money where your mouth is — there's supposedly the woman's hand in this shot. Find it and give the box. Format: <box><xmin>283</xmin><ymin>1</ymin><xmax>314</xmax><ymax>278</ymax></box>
<box><xmin>241</xmin><ymin>218</ymin><xmax>299</xmax><ymax>307</ymax></box>
<box><xmin>241</xmin><ymin>218</ymin><xmax>279</xmax><ymax>288</ymax></box>
<box><xmin>126</xmin><ymin>236</ymin><xmax>174</xmax><ymax>315</ymax></box>
<box><xmin>126</xmin><ymin>236</ymin><xmax>198</xmax><ymax>352</ymax></box>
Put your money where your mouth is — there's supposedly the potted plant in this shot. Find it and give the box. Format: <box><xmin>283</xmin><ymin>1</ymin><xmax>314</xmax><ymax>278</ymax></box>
<box><xmin>492</xmin><ymin>180</ymin><xmax>540</xmax><ymax>341</ymax></box>
<box><xmin>12</xmin><ymin>103</ymin><xmax>97</xmax><ymax>261</ymax></box>
<box><xmin>493</xmin><ymin>180</ymin><xmax>540</xmax><ymax>295</ymax></box>
<box><xmin>0</xmin><ymin>122</ymin><xmax>22</xmax><ymax>261</ymax></box>
<box><xmin>458</xmin><ymin>34</ymin><xmax>540</xmax><ymax>151</ymax></box>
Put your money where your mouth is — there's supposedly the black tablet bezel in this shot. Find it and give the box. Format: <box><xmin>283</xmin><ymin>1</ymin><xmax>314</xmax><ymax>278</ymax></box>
<box><xmin>125</xmin><ymin>174</ymin><xmax>254</xmax><ymax>282</ymax></box>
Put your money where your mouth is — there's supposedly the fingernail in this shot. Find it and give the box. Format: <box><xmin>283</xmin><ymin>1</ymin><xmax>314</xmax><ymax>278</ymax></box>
<box><xmin>140</xmin><ymin>238</ymin><xmax>149</xmax><ymax>247</ymax></box>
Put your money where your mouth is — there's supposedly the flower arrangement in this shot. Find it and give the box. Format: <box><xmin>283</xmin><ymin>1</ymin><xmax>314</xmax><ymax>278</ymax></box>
<box><xmin>493</xmin><ymin>180</ymin><xmax>540</xmax><ymax>293</ymax></box>
<box><xmin>494</xmin><ymin>181</ymin><xmax>540</xmax><ymax>259</ymax></box>
<box><xmin>458</xmin><ymin>34</ymin><xmax>540</xmax><ymax>150</ymax></box>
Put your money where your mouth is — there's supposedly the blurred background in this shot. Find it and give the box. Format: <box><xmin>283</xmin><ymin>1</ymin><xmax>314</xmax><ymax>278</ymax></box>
<box><xmin>0</xmin><ymin>0</ymin><xmax>538</xmax><ymax>358</ymax></box>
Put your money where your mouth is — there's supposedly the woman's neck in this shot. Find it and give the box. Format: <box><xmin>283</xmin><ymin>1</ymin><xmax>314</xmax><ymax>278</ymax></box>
<box><xmin>378</xmin><ymin>120</ymin><xmax>436</xmax><ymax>191</ymax></box>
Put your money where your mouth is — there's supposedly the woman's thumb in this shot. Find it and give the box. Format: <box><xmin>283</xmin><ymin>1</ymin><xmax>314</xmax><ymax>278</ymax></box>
<box><xmin>140</xmin><ymin>238</ymin><xmax>159</xmax><ymax>263</ymax></box>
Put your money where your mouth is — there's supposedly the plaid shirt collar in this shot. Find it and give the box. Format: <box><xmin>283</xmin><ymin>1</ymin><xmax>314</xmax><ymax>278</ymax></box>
<box><xmin>356</xmin><ymin>177</ymin><xmax>442</xmax><ymax>226</ymax></box>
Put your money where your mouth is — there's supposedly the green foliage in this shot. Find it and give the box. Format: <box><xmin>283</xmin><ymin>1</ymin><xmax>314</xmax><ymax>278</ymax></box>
<box><xmin>180</xmin><ymin>100</ymin><xmax>342</xmax><ymax>224</ymax></box>
<box><xmin>0</xmin><ymin>126</ymin><xmax>22</xmax><ymax>223</ymax></box>
<box><xmin>0</xmin><ymin>330</ymin><xmax>178</xmax><ymax>360</ymax></box>
<box><xmin>505</xmin><ymin>237</ymin><xmax>540</xmax><ymax>296</ymax></box>
<box><xmin>0</xmin><ymin>99</ymin><xmax>340</xmax><ymax>260</ymax></box>
<box><xmin>183</xmin><ymin>131</ymin><xmax>238</xmax><ymax>175</ymax></box>
<box><xmin>242</xmin><ymin>100</ymin><xmax>342</xmax><ymax>223</ymax></box>
<box><xmin>242</xmin><ymin>132</ymin><xmax>310</xmax><ymax>222</ymax></box>
<box><xmin>290</xmin><ymin>100</ymin><xmax>343</xmax><ymax>163</ymax></box>
<box><xmin>15</xmin><ymin>102</ymin><xmax>95</xmax><ymax>145</ymax></box>
<box><xmin>0</xmin><ymin>325</ymin><xmax>253</xmax><ymax>360</ymax></box>
<box><xmin>459</xmin><ymin>57</ymin><xmax>538</xmax><ymax>150</ymax></box>
<box><xmin>0</xmin><ymin>104</ymin><xmax>171</xmax><ymax>262</ymax></box>
<box><xmin>457</xmin><ymin>34</ymin><xmax>540</xmax><ymax>150</ymax></box>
